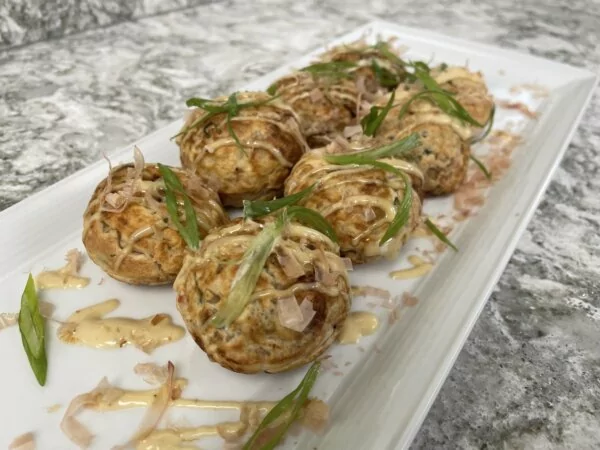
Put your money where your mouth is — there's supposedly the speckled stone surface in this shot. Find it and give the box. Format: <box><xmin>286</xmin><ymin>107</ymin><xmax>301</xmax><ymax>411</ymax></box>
<box><xmin>1</xmin><ymin>0</ymin><xmax>599</xmax><ymax>448</ymax></box>
<box><xmin>0</xmin><ymin>0</ymin><xmax>214</xmax><ymax>48</ymax></box>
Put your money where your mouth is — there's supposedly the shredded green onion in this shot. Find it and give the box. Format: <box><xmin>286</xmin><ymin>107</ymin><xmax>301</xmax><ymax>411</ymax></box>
<box><xmin>424</xmin><ymin>218</ymin><xmax>458</xmax><ymax>252</ymax></box>
<box><xmin>397</xmin><ymin>89</ymin><xmax>485</xmax><ymax>128</ymax></box>
<box><xmin>371</xmin><ymin>59</ymin><xmax>401</xmax><ymax>88</ymax></box>
<box><xmin>157</xmin><ymin>164</ymin><xmax>200</xmax><ymax>250</ymax></box>
<box><xmin>300</xmin><ymin>60</ymin><xmax>357</xmax><ymax>79</ymax></box>
<box><xmin>286</xmin><ymin>205</ymin><xmax>338</xmax><ymax>243</ymax></box>
<box><xmin>470</xmin><ymin>154</ymin><xmax>492</xmax><ymax>181</ymax></box>
<box><xmin>243</xmin><ymin>362</ymin><xmax>321</xmax><ymax>450</ymax></box>
<box><xmin>19</xmin><ymin>274</ymin><xmax>47</xmax><ymax>386</ymax></box>
<box><xmin>471</xmin><ymin>104</ymin><xmax>496</xmax><ymax>145</ymax></box>
<box><xmin>377</xmin><ymin>167</ymin><xmax>413</xmax><ymax>245</ymax></box>
<box><xmin>173</xmin><ymin>92</ymin><xmax>278</xmax><ymax>147</ymax></box>
<box><xmin>360</xmin><ymin>91</ymin><xmax>396</xmax><ymax>137</ymax></box>
<box><xmin>210</xmin><ymin>220</ymin><xmax>284</xmax><ymax>328</ymax></box>
<box><xmin>243</xmin><ymin>184</ymin><xmax>316</xmax><ymax>219</ymax></box>
<box><xmin>324</xmin><ymin>133</ymin><xmax>420</xmax><ymax>166</ymax></box>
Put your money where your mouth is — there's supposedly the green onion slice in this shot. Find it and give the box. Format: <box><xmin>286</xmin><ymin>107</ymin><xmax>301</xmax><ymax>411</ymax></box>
<box><xmin>243</xmin><ymin>362</ymin><xmax>321</xmax><ymax>450</ymax></box>
<box><xmin>173</xmin><ymin>92</ymin><xmax>278</xmax><ymax>140</ymax></box>
<box><xmin>471</xmin><ymin>104</ymin><xmax>496</xmax><ymax>145</ymax></box>
<box><xmin>286</xmin><ymin>205</ymin><xmax>338</xmax><ymax>243</ymax></box>
<box><xmin>424</xmin><ymin>218</ymin><xmax>458</xmax><ymax>252</ymax></box>
<box><xmin>210</xmin><ymin>220</ymin><xmax>284</xmax><ymax>328</ymax></box>
<box><xmin>157</xmin><ymin>164</ymin><xmax>200</xmax><ymax>250</ymax></box>
<box><xmin>19</xmin><ymin>274</ymin><xmax>47</xmax><ymax>386</ymax></box>
<box><xmin>243</xmin><ymin>184</ymin><xmax>316</xmax><ymax>219</ymax></box>
<box><xmin>378</xmin><ymin>168</ymin><xmax>413</xmax><ymax>245</ymax></box>
<box><xmin>470</xmin><ymin>154</ymin><xmax>492</xmax><ymax>181</ymax></box>
<box><xmin>360</xmin><ymin>90</ymin><xmax>396</xmax><ymax>137</ymax></box>
<box><xmin>372</xmin><ymin>42</ymin><xmax>407</xmax><ymax>68</ymax></box>
<box><xmin>324</xmin><ymin>133</ymin><xmax>420</xmax><ymax>165</ymax></box>
<box><xmin>397</xmin><ymin>89</ymin><xmax>485</xmax><ymax>128</ymax></box>
<box><xmin>301</xmin><ymin>61</ymin><xmax>357</xmax><ymax>78</ymax></box>
<box><xmin>371</xmin><ymin>59</ymin><xmax>400</xmax><ymax>88</ymax></box>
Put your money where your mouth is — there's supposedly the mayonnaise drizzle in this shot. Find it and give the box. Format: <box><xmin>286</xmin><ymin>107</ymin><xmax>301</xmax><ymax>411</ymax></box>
<box><xmin>136</xmin><ymin>423</ymin><xmax>245</xmax><ymax>450</ymax></box>
<box><xmin>83</xmin><ymin>166</ymin><xmax>227</xmax><ymax>275</ymax></box>
<box><xmin>175</xmin><ymin>219</ymin><xmax>349</xmax><ymax>311</ymax></box>
<box><xmin>181</xmin><ymin>92</ymin><xmax>308</xmax><ymax>169</ymax></box>
<box><xmin>36</xmin><ymin>250</ymin><xmax>90</xmax><ymax>290</ymax></box>
<box><xmin>338</xmin><ymin>311</ymin><xmax>380</xmax><ymax>344</ymax></box>
<box><xmin>57</xmin><ymin>299</ymin><xmax>185</xmax><ymax>353</ymax></box>
<box><xmin>285</xmin><ymin>152</ymin><xmax>422</xmax><ymax>260</ymax></box>
<box><xmin>389</xmin><ymin>255</ymin><xmax>434</xmax><ymax>280</ymax></box>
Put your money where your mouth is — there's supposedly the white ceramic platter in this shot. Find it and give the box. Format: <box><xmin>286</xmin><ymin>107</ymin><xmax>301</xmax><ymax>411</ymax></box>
<box><xmin>0</xmin><ymin>21</ymin><xmax>596</xmax><ymax>450</ymax></box>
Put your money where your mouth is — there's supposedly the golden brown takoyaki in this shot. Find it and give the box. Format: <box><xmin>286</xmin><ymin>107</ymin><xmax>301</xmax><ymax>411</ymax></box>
<box><xmin>353</xmin><ymin>87</ymin><xmax>474</xmax><ymax>195</ymax></box>
<box><xmin>317</xmin><ymin>40</ymin><xmax>406</xmax><ymax>93</ymax></box>
<box><xmin>284</xmin><ymin>143</ymin><xmax>423</xmax><ymax>264</ymax></box>
<box><xmin>174</xmin><ymin>217</ymin><xmax>351</xmax><ymax>373</ymax></box>
<box><xmin>176</xmin><ymin>92</ymin><xmax>308</xmax><ymax>207</ymax></box>
<box><xmin>83</xmin><ymin>152</ymin><xmax>228</xmax><ymax>285</ymax></box>
<box><xmin>268</xmin><ymin>71</ymin><xmax>360</xmax><ymax>148</ymax></box>
<box><xmin>429</xmin><ymin>65</ymin><xmax>494</xmax><ymax>126</ymax></box>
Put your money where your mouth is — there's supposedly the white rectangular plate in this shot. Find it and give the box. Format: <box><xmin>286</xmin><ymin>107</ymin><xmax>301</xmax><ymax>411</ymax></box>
<box><xmin>0</xmin><ymin>21</ymin><xmax>596</xmax><ymax>450</ymax></box>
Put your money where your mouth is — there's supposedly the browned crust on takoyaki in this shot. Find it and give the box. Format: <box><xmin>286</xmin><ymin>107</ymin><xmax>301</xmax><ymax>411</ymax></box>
<box><xmin>176</xmin><ymin>92</ymin><xmax>308</xmax><ymax>207</ymax></box>
<box><xmin>269</xmin><ymin>72</ymin><xmax>360</xmax><ymax>147</ymax></box>
<box><xmin>174</xmin><ymin>219</ymin><xmax>351</xmax><ymax>373</ymax></box>
<box><xmin>83</xmin><ymin>163</ymin><xmax>228</xmax><ymax>285</ymax></box>
<box><xmin>284</xmin><ymin>149</ymin><xmax>423</xmax><ymax>264</ymax></box>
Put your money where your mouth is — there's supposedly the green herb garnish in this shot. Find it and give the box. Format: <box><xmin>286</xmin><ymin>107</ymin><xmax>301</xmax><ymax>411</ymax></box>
<box><xmin>243</xmin><ymin>184</ymin><xmax>316</xmax><ymax>219</ymax></box>
<box><xmin>174</xmin><ymin>93</ymin><xmax>278</xmax><ymax>153</ymax></box>
<box><xmin>373</xmin><ymin>164</ymin><xmax>413</xmax><ymax>245</ymax></box>
<box><xmin>19</xmin><ymin>274</ymin><xmax>47</xmax><ymax>386</ymax></box>
<box><xmin>324</xmin><ymin>132</ymin><xmax>420</xmax><ymax>165</ymax></box>
<box><xmin>371</xmin><ymin>59</ymin><xmax>400</xmax><ymax>88</ymax></box>
<box><xmin>210</xmin><ymin>219</ymin><xmax>284</xmax><ymax>328</ymax></box>
<box><xmin>424</xmin><ymin>218</ymin><xmax>458</xmax><ymax>252</ymax></box>
<box><xmin>157</xmin><ymin>163</ymin><xmax>200</xmax><ymax>250</ymax></box>
<box><xmin>471</xmin><ymin>104</ymin><xmax>496</xmax><ymax>145</ymax></box>
<box><xmin>372</xmin><ymin>41</ymin><xmax>407</xmax><ymax>69</ymax></box>
<box><xmin>324</xmin><ymin>145</ymin><xmax>416</xmax><ymax>246</ymax></box>
<box><xmin>361</xmin><ymin>91</ymin><xmax>396</xmax><ymax>137</ymax></box>
<box><xmin>211</xmin><ymin>203</ymin><xmax>338</xmax><ymax>328</ymax></box>
<box><xmin>470</xmin><ymin>155</ymin><xmax>492</xmax><ymax>181</ymax></box>
<box><xmin>301</xmin><ymin>60</ymin><xmax>357</xmax><ymax>79</ymax></box>
<box><xmin>286</xmin><ymin>205</ymin><xmax>338</xmax><ymax>243</ymax></box>
<box><xmin>243</xmin><ymin>361</ymin><xmax>320</xmax><ymax>450</ymax></box>
<box><xmin>397</xmin><ymin>89</ymin><xmax>485</xmax><ymax>128</ymax></box>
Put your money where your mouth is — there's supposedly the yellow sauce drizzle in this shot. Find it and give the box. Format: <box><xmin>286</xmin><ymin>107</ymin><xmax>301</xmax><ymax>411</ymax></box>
<box><xmin>389</xmin><ymin>255</ymin><xmax>433</xmax><ymax>280</ymax></box>
<box><xmin>338</xmin><ymin>311</ymin><xmax>379</xmax><ymax>344</ymax></box>
<box><xmin>181</xmin><ymin>92</ymin><xmax>308</xmax><ymax>170</ymax></box>
<box><xmin>57</xmin><ymin>299</ymin><xmax>185</xmax><ymax>353</ymax></box>
<box><xmin>136</xmin><ymin>423</ymin><xmax>245</xmax><ymax>450</ymax></box>
<box><xmin>36</xmin><ymin>251</ymin><xmax>90</xmax><ymax>290</ymax></box>
<box><xmin>285</xmin><ymin>152</ymin><xmax>423</xmax><ymax>260</ymax></box>
<box><xmin>88</xmin><ymin>382</ymin><xmax>276</xmax><ymax>449</ymax></box>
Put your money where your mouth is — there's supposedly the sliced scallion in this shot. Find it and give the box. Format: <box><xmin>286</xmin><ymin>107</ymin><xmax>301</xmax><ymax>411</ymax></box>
<box><xmin>157</xmin><ymin>164</ymin><xmax>200</xmax><ymax>250</ymax></box>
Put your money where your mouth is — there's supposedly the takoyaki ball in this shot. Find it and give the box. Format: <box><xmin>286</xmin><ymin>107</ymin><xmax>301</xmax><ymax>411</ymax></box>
<box><xmin>83</xmin><ymin>163</ymin><xmax>228</xmax><ymax>285</ymax></box>
<box><xmin>284</xmin><ymin>147</ymin><xmax>423</xmax><ymax>264</ymax></box>
<box><xmin>176</xmin><ymin>92</ymin><xmax>308</xmax><ymax>207</ymax></box>
<box><xmin>268</xmin><ymin>72</ymin><xmax>360</xmax><ymax>148</ymax></box>
<box><xmin>174</xmin><ymin>218</ymin><xmax>351</xmax><ymax>374</ymax></box>
<box><xmin>318</xmin><ymin>40</ymin><xmax>406</xmax><ymax>93</ymax></box>
<box><xmin>355</xmin><ymin>90</ymin><xmax>472</xmax><ymax>196</ymax></box>
<box><xmin>431</xmin><ymin>65</ymin><xmax>494</xmax><ymax>126</ymax></box>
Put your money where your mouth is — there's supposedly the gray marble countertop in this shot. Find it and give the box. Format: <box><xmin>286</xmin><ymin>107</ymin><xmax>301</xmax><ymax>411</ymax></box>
<box><xmin>1</xmin><ymin>0</ymin><xmax>599</xmax><ymax>448</ymax></box>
